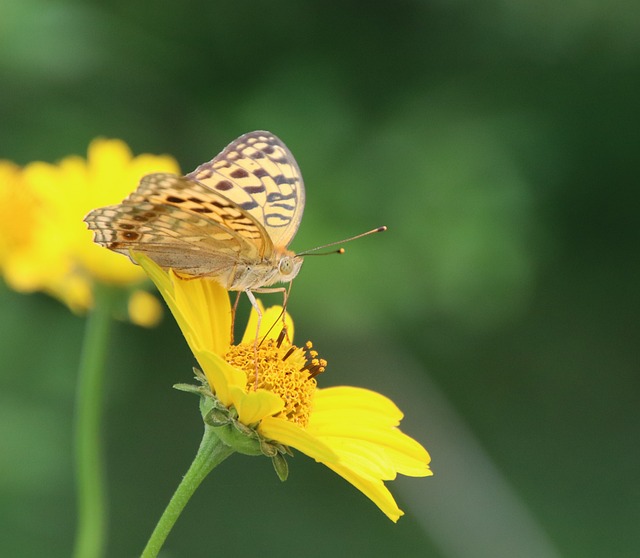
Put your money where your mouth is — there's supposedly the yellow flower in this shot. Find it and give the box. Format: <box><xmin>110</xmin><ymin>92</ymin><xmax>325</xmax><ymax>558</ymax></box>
<box><xmin>138</xmin><ymin>254</ymin><xmax>432</xmax><ymax>522</ymax></box>
<box><xmin>0</xmin><ymin>139</ymin><xmax>180</xmax><ymax>323</ymax></box>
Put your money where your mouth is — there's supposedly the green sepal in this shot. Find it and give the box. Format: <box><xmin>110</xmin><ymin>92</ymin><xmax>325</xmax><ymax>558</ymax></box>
<box><xmin>271</xmin><ymin>452</ymin><xmax>289</xmax><ymax>482</ymax></box>
<box><xmin>203</xmin><ymin>407</ymin><xmax>232</xmax><ymax>426</ymax></box>
<box><xmin>260</xmin><ymin>439</ymin><xmax>278</xmax><ymax>457</ymax></box>
<box><xmin>173</xmin><ymin>383</ymin><xmax>206</xmax><ymax>396</ymax></box>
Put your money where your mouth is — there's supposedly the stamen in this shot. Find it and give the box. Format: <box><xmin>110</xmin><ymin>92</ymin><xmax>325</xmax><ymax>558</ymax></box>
<box><xmin>282</xmin><ymin>346</ymin><xmax>296</xmax><ymax>361</ymax></box>
<box><xmin>307</xmin><ymin>366</ymin><xmax>325</xmax><ymax>379</ymax></box>
<box><xmin>300</xmin><ymin>356</ymin><xmax>327</xmax><ymax>378</ymax></box>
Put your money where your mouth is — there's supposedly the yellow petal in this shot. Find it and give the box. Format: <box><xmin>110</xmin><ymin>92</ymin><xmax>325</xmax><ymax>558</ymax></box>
<box><xmin>171</xmin><ymin>270</ymin><xmax>230</xmax><ymax>356</ymax></box>
<box><xmin>382</xmin><ymin>445</ymin><xmax>434</xmax><ymax>477</ymax></box>
<box><xmin>312</xmin><ymin>386</ymin><xmax>404</xmax><ymax>421</ymax></box>
<box><xmin>241</xmin><ymin>303</ymin><xmax>294</xmax><ymax>344</ymax></box>
<box><xmin>308</xmin><ymin>414</ymin><xmax>431</xmax><ymax>477</ymax></box>
<box><xmin>230</xmin><ymin>386</ymin><xmax>285</xmax><ymax>425</ymax></box>
<box><xmin>136</xmin><ymin>254</ymin><xmax>231</xmax><ymax>356</ymax></box>
<box><xmin>259</xmin><ymin>416</ymin><xmax>337</xmax><ymax>463</ymax></box>
<box><xmin>322</xmin><ymin>461</ymin><xmax>405</xmax><ymax>522</ymax></box>
<box><xmin>192</xmin><ymin>349</ymin><xmax>246</xmax><ymax>408</ymax></box>
<box><xmin>317</xmin><ymin>437</ymin><xmax>398</xmax><ymax>479</ymax></box>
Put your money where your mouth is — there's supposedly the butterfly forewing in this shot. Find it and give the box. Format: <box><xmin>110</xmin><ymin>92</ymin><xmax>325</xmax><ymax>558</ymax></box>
<box><xmin>85</xmin><ymin>173</ymin><xmax>268</xmax><ymax>277</ymax></box>
<box><xmin>131</xmin><ymin>173</ymin><xmax>272</xmax><ymax>254</ymax></box>
<box><xmin>187</xmin><ymin>131</ymin><xmax>305</xmax><ymax>248</ymax></box>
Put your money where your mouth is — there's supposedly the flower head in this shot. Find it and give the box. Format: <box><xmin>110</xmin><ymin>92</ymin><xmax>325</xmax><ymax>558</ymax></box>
<box><xmin>0</xmin><ymin>139</ymin><xmax>180</xmax><ymax>324</ymax></box>
<box><xmin>138</xmin><ymin>254</ymin><xmax>432</xmax><ymax>522</ymax></box>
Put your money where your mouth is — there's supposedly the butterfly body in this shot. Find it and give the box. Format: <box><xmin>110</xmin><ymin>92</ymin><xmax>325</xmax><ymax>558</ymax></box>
<box><xmin>84</xmin><ymin>131</ymin><xmax>305</xmax><ymax>292</ymax></box>
<box><xmin>211</xmin><ymin>246</ymin><xmax>303</xmax><ymax>291</ymax></box>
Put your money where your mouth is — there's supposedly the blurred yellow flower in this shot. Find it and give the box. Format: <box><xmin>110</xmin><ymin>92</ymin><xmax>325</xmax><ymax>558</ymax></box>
<box><xmin>0</xmin><ymin>139</ymin><xmax>180</xmax><ymax>323</ymax></box>
<box><xmin>138</xmin><ymin>254</ymin><xmax>432</xmax><ymax>522</ymax></box>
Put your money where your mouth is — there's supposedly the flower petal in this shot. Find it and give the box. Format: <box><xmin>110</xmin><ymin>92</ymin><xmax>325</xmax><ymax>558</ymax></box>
<box><xmin>259</xmin><ymin>416</ymin><xmax>337</xmax><ymax>463</ymax></box>
<box><xmin>312</xmin><ymin>386</ymin><xmax>404</xmax><ymax>421</ymax></box>
<box><xmin>136</xmin><ymin>255</ymin><xmax>231</xmax><ymax>356</ymax></box>
<box><xmin>296</xmin><ymin>385</ymin><xmax>432</xmax><ymax>521</ymax></box>
<box><xmin>241</xmin><ymin>303</ymin><xmax>294</xmax><ymax>344</ymax></box>
<box><xmin>322</xmin><ymin>461</ymin><xmax>405</xmax><ymax>522</ymax></box>
<box><xmin>190</xmin><ymin>349</ymin><xmax>245</xmax><ymax>407</ymax></box>
<box><xmin>230</xmin><ymin>386</ymin><xmax>285</xmax><ymax>425</ymax></box>
<box><xmin>171</xmin><ymin>270</ymin><xmax>230</xmax><ymax>356</ymax></box>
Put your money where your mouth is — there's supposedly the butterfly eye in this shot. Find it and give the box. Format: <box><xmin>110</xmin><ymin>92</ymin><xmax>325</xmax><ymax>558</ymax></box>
<box><xmin>279</xmin><ymin>257</ymin><xmax>294</xmax><ymax>276</ymax></box>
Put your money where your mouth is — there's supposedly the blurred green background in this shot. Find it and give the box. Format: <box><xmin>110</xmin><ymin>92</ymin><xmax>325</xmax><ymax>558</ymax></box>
<box><xmin>1</xmin><ymin>1</ymin><xmax>639</xmax><ymax>557</ymax></box>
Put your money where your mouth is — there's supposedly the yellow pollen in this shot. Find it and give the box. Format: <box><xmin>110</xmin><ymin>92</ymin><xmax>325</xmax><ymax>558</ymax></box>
<box><xmin>225</xmin><ymin>338</ymin><xmax>326</xmax><ymax>427</ymax></box>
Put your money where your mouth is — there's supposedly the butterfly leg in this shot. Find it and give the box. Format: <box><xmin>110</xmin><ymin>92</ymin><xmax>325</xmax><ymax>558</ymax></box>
<box><xmin>244</xmin><ymin>289</ymin><xmax>263</xmax><ymax>390</ymax></box>
<box><xmin>230</xmin><ymin>291</ymin><xmax>242</xmax><ymax>345</ymax></box>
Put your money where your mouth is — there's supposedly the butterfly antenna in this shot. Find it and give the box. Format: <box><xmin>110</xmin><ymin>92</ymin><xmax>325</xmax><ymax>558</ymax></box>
<box><xmin>297</xmin><ymin>226</ymin><xmax>387</xmax><ymax>256</ymax></box>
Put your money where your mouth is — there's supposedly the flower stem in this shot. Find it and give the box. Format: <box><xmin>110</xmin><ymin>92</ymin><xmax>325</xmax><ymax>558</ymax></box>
<box><xmin>141</xmin><ymin>426</ymin><xmax>234</xmax><ymax>558</ymax></box>
<box><xmin>73</xmin><ymin>285</ymin><xmax>116</xmax><ymax>558</ymax></box>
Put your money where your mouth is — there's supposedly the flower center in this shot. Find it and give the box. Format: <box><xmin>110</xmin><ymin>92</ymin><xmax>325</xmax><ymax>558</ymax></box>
<box><xmin>225</xmin><ymin>333</ymin><xmax>327</xmax><ymax>427</ymax></box>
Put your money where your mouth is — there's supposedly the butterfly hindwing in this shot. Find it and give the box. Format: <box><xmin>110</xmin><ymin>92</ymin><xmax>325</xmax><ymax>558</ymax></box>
<box><xmin>187</xmin><ymin>131</ymin><xmax>305</xmax><ymax>248</ymax></box>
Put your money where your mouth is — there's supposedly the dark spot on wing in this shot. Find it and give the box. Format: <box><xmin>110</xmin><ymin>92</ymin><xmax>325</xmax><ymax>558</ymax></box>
<box><xmin>240</xmin><ymin>200</ymin><xmax>259</xmax><ymax>210</ymax></box>
<box><xmin>215</xmin><ymin>180</ymin><xmax>233</xmax><ymax>191</ymax></box>
<box><xmin>243</xmin><ymin>185</ymin><xmax>266</xmax><ymax>194</ymax></box>
<box><xmin>267</xmin><ymin>192</ymin><xmax>296</xmax><ymax>202</ymax></box>
<box><xmin>254</xmin><ymin>168</ymin><xmax>268</xmax><ymax>178</ymax></box>
<box><xmin>166</xmin><ymin>196</ymin><xmax>185</xmax><ymax>203</ymax></box>
<box><xmin>265</xmin><ymin>213</ymin><xmax>291</xmax><ymax>227</ymax></box>
<box><xmin>230</xmin><ymin>168</ymin><xmax>249</xmax><ymax>179</ymax></box>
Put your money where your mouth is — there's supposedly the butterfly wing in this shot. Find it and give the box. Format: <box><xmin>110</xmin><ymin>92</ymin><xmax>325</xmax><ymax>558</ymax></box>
<box><xmin>84</xmin><ymin>173</ymin><xmax>272</xmax><ymax>279</ymax></box>
<box><xmin>187</xmin><ymin>131</ymin><xmax>305</xmax><ymax>249</ymax></box>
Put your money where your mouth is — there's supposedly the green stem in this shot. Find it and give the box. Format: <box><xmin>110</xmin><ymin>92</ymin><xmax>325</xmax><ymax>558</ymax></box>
<box><xmin>141</xmin><ymin>426</ymin><xmax>234</xmax><ymax>558</ymax></box>
<box><xmin>73</xmin><ymin>285</ymin><xmax>115</xmax><ymax>558</ymax></box>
